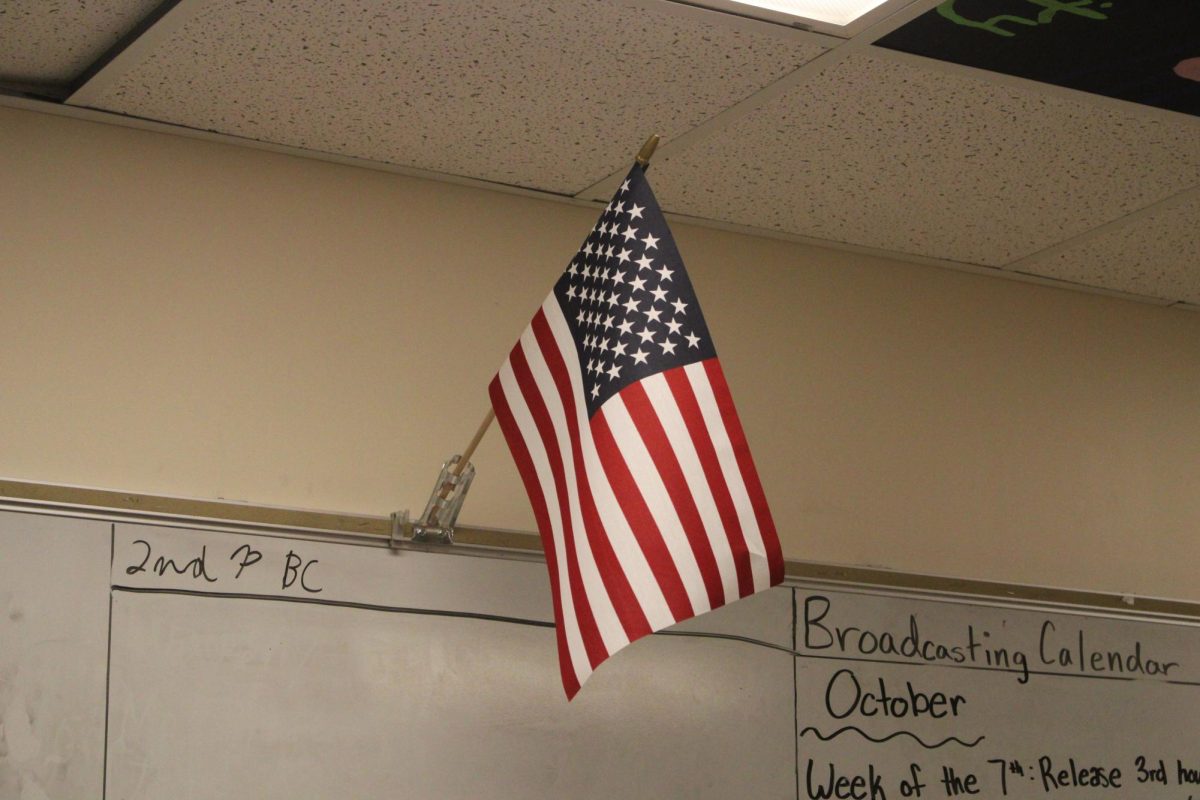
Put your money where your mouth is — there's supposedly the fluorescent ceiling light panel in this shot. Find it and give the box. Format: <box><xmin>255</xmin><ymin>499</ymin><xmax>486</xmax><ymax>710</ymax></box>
<box><xmin>724</xmin><ymin>0</ymin><xmax>891</xmax><ymax>27</ymax></box>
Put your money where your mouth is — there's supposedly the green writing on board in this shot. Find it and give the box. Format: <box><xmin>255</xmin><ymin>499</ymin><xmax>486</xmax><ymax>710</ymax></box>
<box><xmin>937</xmin><ymin>0</ymin><xmax>1113</xmax><ymax>37</ymax></box>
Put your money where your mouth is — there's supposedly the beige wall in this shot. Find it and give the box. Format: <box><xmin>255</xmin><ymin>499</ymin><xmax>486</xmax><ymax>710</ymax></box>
<box><xmin>3</xmin><ymin>105</ymin><xmax>1198</xmax><ymax>600</ymax></box>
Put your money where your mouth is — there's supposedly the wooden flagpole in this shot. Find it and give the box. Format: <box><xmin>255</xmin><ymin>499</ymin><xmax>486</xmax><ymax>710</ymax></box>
<box><xmin>453</xmin><ymin>408</ymin><xmax>495</xmax><ymax>475</ymax></box>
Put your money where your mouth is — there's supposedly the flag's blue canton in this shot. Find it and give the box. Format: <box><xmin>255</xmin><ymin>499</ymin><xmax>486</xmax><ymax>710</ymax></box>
<box><xmin>553</xmin><ymin>166</ymin><xmax>717</xmax><ymax>418</ymax></box>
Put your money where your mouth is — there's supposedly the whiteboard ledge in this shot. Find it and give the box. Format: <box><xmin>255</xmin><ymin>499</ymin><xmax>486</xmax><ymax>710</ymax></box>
<box><xmin>2</xmin><ymin>478</ymin><xmax>1198</xmax><ymax>621</ymax></box>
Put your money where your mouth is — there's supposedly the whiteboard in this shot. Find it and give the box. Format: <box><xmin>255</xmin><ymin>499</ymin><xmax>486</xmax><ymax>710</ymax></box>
<box><xmin>791</xmin><ymin>590</ymin><xmax>1200</xmax><ymax>800</ymax></box>
<box><xmin>104</xmin><ymin>522</ymin><xmax>794</xmax><ymax>799</ymax></box>
<box><xmin>0</xmin><ymin>511</ymin><xmax>110</xmax><ymax>800</ymax></box>
<box><xmin>2</xmin><ymin>506</ymin><xmax>1199</xmax><ymax>799</ymax></box>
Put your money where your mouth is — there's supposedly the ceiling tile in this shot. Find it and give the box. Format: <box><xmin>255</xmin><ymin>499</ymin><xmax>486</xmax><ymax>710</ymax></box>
<box><xmin>646</xmin><ymin>49</ymin><xmax>1200</xmax><ymax>266</ymax></box>
<box><xmin>0</xmin><ymin>0</ymin><xmax>162</xmax><ymax>85</ymax></box>
<box><xmin>1011</xmin><ymin>194</ymin><xmax>1200</xmax><ymax>305</ymax></box>
<box><xmin>74</xmin><ymin>0</ymin><xmax>827</xmax><ymax>194</ymax></box>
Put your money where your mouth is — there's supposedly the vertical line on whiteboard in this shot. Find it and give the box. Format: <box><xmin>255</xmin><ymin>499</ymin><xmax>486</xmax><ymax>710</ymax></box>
<box><xmin>792</xmin><ymin>587</ymin><xmax>799</xmax><ymax>800</ymax></box>
<box><xmin>103</xmin><ymin>523</ymin><xmax>114</xmax><ymax>800</ymax></box>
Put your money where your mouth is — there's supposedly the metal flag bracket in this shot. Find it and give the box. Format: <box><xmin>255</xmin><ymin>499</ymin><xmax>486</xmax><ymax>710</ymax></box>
<box><xmin>390</xmin><ymin>455</ymin><xmax>476</xmax><ymax>547</ymax></box>
<box><xmin>390</xmin><ymin>410</ymin><xmax>493</xmax><ymax>548</ymax></box>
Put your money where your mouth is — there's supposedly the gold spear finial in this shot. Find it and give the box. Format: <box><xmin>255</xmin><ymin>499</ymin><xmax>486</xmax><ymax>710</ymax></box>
<box><xmin>635</xmin><ymin>134</ymin><xmax>661</xmax><ymax>167</ymax></box>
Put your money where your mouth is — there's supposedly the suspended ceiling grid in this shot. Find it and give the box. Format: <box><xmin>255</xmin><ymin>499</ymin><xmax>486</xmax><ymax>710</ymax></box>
<box><xmin>0</xmin><ymin>0</ymin><xmax>163</xmax><ymax>86</ymax></box>
<box><xmin>1</xmin><ymin>0</ymin><xmax>1197</xmax><ymax>306</ymax></box>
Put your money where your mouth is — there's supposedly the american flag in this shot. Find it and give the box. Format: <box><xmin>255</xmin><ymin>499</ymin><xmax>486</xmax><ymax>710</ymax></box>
<box><xmin>489</xmin><ymin>164</ymin><xmax>783</xmax><ymax>698</ymax></box>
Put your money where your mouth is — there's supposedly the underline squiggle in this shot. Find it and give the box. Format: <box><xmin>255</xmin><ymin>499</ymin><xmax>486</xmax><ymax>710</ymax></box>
<box><xmin>799</xmin><ymin>725</ymin><xmax>984</xmax><ymax>750</ymax></box>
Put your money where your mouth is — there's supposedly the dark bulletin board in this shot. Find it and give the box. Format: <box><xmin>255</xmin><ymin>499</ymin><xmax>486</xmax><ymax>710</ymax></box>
<box><xmin>876</xmin><ymin>1</ymin><xmax>1200</xmax><ymax>118</ymax></box>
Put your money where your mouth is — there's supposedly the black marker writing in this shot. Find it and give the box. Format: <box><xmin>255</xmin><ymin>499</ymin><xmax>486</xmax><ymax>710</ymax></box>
<box><xmin>824</xmin><ymin>668</ymin><xmax>967</xmax><ymax>721</ymax></box>
<box><xmin>124</xmin><ymin>539</ymin><xmax>217</xmax><ymax>583</ymax></box>
<box><xmin>282</xmin><ymin>551</ymin><xmax>322</xmax><ymax>594</ymax></box>
<box><xmin>229</xmin><ymin>543</ymin><xmax>263</xmax><ymax>579</ymax></box>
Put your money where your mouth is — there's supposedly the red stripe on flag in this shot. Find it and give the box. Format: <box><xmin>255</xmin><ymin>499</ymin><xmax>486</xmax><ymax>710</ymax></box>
<box><xmin>702</xmin><ymin>360</ymin><xmax>784</xmax><ymax>586</ymax></box>
<box><xmin>590</xmin><ymin>410</ymin><xmax>696</xmax><ymax>624</ymax></box>
<box><xmin>663</xmin><ymin>366</ymin><xmax>755</xmax><ymax>599</ymax></box>
<box><xmin>508</xmin><ymin>345</ymin><xmax>608</xmax><ymax>668</ymax></box>
<box><xmin>488</xmin><ymin>376</ymin><xmax>580</xmax><ymax>698</ymax></box>
<box><xmin>619</xmin><ymin>380</ymin><xmax>725</xmax><ymax>611</ymax></box>
<box><xmin>532</xmin><ymin>311</ymin><xmax>652</xmax><ymax>643</ymax></box>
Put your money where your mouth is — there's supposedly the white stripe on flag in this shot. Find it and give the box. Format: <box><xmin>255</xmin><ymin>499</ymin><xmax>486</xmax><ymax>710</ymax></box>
<box><xmin>519</xmin><ymin>325</ymin><xmax>629</xmax><ymax>655</ymax></box>
<box><xmin>684</xmin><ymin>361</ymin><xmax>772</xmax><ymax>592</ymax></box>
<box><xmin>600</xmin><ymin>393</ymin><xmax>713</xmax><ymax>616</ymax></box>
<box><xmin>542</xmin><ymin>299</ymin><xmax>676</xmax><ymax>631</ymax></box>
<box><xmin>641</xmin><ymin>372</ymin><xmax>739</xmax><ymax>605</ymax></box>
<box><xmin>496</xmin><ymin>359</ymin><xmax>592</xmax><ymax>683</ymax></box>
